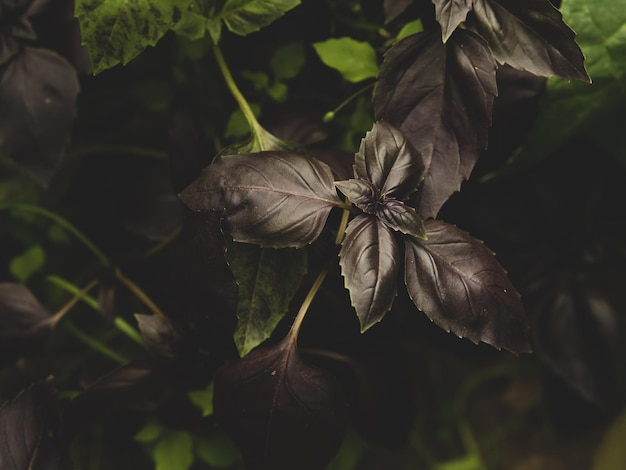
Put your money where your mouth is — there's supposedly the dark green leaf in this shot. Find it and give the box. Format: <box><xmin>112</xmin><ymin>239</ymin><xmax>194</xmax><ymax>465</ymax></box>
<box><xmin>213</xmin><ymin>337</ymin><xmax>346</xmax><ymax>470</ymax></box>
<box><xmin>374</xmin><ymin>30</ymin><xmax>497</xmax><ymax>219</ymax></box>
<box><xmin>271</xmin><ymin>42</ymin><xmax>306</xmax><ymax>80</ymax></box>
<box><xmin>469</xmin><ymin>0</ymin><xmax>589</xmax><ymax>81</ymax></box>
<box><xmin>9</xmin><ymin>244</ymin><xmax>45</xmax><ymax>282</ymax></box>
<box><xmin>179</xmin><ymin>152</ymin><xmax>343</xmax><ymax>248</ymax></box>
<box><xmin>313</xmin><ymin>37</ymin><xmax>378</xmax><ymax>83</ymax></box>
<box><xmin>0</xmin><ymin>47</ymin><xmax>79</xmax><ymax>187</ymax></box>
<box><xmin>354</xmin><ymin>121</ymin><xmax>424</xmax><ymax>201</ymax></box>
<box><xmin>404</xmin><ymin>220</ymin><xmax>530</xmax><ymax>354</ymax></box>
<box><xmin>227</xmin><ymin>242</ymin><xmax>307</xmax><ymax>356</ymax></box>
<box><xmin>377</xmin><ymin>199</ymin><xmax>426</xmax><ymax>239</ymax></box>
<box><xmin>0</xmin><ymin>382</ymin><xmax>66</xmax><ymax>469</ymax></box>
<box><xmin>152</xmin><ymin>430</ymin><xmax>194</xmax><ymax>470</ymax></box>
<box><xmin>220</xmin><ymin>0</ymin><xmax>300</xmax><ymax>36</ymax></box>
<box><xmin>433</xmin><ymin>0</ymin><xmax>473</xmax><ymax>42</ymax></box>
<box><xmin>75</xmin><ymin>0</ymin><xmax>193</xmax><ymax>74</ymax></box>
<box><xmin>339</xmin><ymin>215</ymin><xmax>399</xmax><ymax>332</ymax></box>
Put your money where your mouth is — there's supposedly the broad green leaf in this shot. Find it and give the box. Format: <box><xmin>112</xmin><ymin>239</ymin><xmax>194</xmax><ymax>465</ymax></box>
<box><xmin>271</xmin><ymin>42</ymin><xmax>306</xmax><ymax>80</ymax></box>
<box><xmin>152</xmin><ymin>430</ymin><xmax>194</xmax><ymax>470</ymax></box>
<box><xmin>224</xmin><ymin>103</ymin><xmax>261</xmax><ymax>139</ymax></box>
<box><xmin>221</xmin><ymin>0</ymin><xmax>301</xmax><ymax>36</ymax></box>
<box><xmin>404</xmin><ymin>220</ymin><xmax>530</xmax><ymax>354</ymax></box>
<box><xmin>396</xmin><ymin>19</ymin><xmax>423</xmax><ymax>42</ymax></box>
<box><xmin>179</xmin><ymin>152</ymin><xmax>343</xmax><ymax>248</ymax></box>
<box><xmin>339</xmin><ymin>215</ymin><xmax>399</xmax><ymax>332</ymax></box>
<box><xmin>470</xmin><ymin>0</ymin><xmax>589</xmax><ymax>81</ymax></box>
<box><xmin>76</xmin><ymin>0</ymin><xmax>193</xmax><ymax>74</ymax></box>
<box><xmin>134</xmin><ymin>421</ymin><xmax>165</xmax><ymax>443</ymax></box>
<box><xmin>10</xmin><ymin>244</ymin><xmax>45</xmax><ymax>282</ymax></box>
<box><xmin>313</xmin><ymin>37</ymin><xmax>379</xmax><ymax>83</ymax></box>
<box><xmin>227</xmin><ymin>242</ymin><xmax>307</xmax><ymax>356</ymax></box>
<box><xmin>196</xmin><ymin>434</ymin><xmax>241</xmax><ymax>468</ymax></box>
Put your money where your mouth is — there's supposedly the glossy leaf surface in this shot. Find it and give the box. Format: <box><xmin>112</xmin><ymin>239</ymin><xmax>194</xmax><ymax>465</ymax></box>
<box><xmin>0</xmin><ymin>47</ymin><xmax>79</xmax><ymax>187</ymax></box>
<box><xmin>179</xmin><ymin>152</ymin><xmax>343</xmax><ymax>248</ymax></box>
<box><xmin>374</xmin><ymin>29</ymin><xmax>497</xmax><ymax>218</ymax></box>
<box><xmin>213</xmin><ymin>337</ymin><xmax>346</xmax><ymax>470</ymax></box>
<box><xmin>470</xmin><ymin>0</ymin><xmax>589</xmax><ymax>81</ymax></box>
<box><xmin>0</xmin><ymin>382</ymin><xmax>65</xmax><ymax>469</ymax></box>
<box><xmin>221</xmin><ymin>0</ymin><xmax>300</xmax><ymax>36</ymax></box>
<box><xmin>339</xmin><ymin>215</ymin><xmax>399</xmax><ymax>332</ymax></box>
<box><xmin>404</xmin><ymin>220</ymin><xmax>530</xmax><ymax>354</ymax></box>
<box><xmin>75</xmin><ymin>0</ymin><xmax>193</xmax><ymax>73</ymax></box>
<box><xmin>376</xmin><ymin>199</ymin><xmax>426</xmax><ymax>239</ymax></box>
<box><xmin>227</xmin><ymin>243</ymin><xmax>307</xmax><ymax>357</ymax></box>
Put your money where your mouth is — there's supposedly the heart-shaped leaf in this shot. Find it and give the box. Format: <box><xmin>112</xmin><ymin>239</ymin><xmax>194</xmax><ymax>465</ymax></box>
<box><xmin>213</xmin><ymin>337</ymin><xmax>346</xmax><ymax>470</ymax></box>
<box><xmin>227</xmin><ymin>242</ymin><xmax>307</xmax><ymax>357</ymax></box>
<box><xmin>339</xmin><ymin>215</ymin><xmax>400</xmax><ymax>332</ymax></box>
<box><xmin>404</xmin><ymin>220</ymin><xmax>530</xmax><ymax>354</ymax></box>
<box><xmin>0</xmin><ymin>46</ymin><xmax>79</xmax><ymax>187</ymax></box>
<box><xmin>374</xmin><ymin>29</ymin><xmax>497</xmax><ymax>219</ymax></box>
<box><xmin>354</xmin><ymin>121</ymin><xmax>424</xmax><ymax>201</ymax></box>
<box><xmin>470</xmin><ymin>0</ymin><xmax>590</xmax><ymax>81</ymax></box>
<box><xmin>179</xmin><ymin>152</ymin><xmax>343</xmax><ymax>248</ymax></box>
<box><xmin>0</xmin><ymin>382</ymin><xmax>66</xmax><ymax>470</ymax></box>
<box><xmin>433</xmin><ymin>0</ymin><xmax>473</xmax><ymax>42</ymax></box>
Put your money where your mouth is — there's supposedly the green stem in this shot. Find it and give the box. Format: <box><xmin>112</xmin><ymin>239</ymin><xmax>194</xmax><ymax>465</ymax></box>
<box><xmin>323</xmin><ymin>82</ymin><xmax>375</xmax><ymax>122</ymax></box>
<box><xmin>288</xmin><ymin>267</ymin><xmax>329</xmax><ymax>343</ymax></box>
<box><xmin>52</xmin><ymin>280</ymin><xmax>99</xmax><ymax>323</ymax></box>
<box><xmin>114</xmin><ymin>317</ymin><xmax>147</xmax><ymax>348</ymax></box>
<box><xmin>213</xmin><ymin>44</ymin><xmax>263</xmax><ymax>137</ymax></box>
<box><xmin>0</xmin><ymin>202</ymin><xmax>111</xmax><ymax>266</ymax></box>
<box><xmin>115</xmin><ymin>268</ymin><xmax>165</xmax><ymax>317</ymax></box>
<box><xmin>47</xmin><ymin>275</ymin><xmax>100</xmax><ymax>310</ymax></box>
<box><xmin>63</xmin><ymin>320</ymin><xmax>129</xmax><ymax>364</ymax></box>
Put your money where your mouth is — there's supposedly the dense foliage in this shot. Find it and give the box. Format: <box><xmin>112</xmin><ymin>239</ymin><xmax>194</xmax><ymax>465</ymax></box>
<box><xmin>1</xmin><ymin>0</ymin><xmax>626</xmax><ymax>469</ymax></box>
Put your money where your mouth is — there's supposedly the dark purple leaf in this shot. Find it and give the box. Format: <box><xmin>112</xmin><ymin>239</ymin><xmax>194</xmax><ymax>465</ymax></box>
<box><xmin>0</xmin><ymin>0</ymin><xmax>39</xmax><ymax>65</ymax></box>
<box><xmin>377</xmin><ymin>199</ymin><xmax>426</xmax><ymax>239</ymax></box>
<box><xmin>339</xmin><ymin>215</ymin><xmax>400</xmax><ymax>332</ymax></box>
<box><xmin>404</xmin><ymin>220</ymin><xmax>530</xmax><ymax>354</ymax></box>
<box><xmin>213</xmin><ymin>337</ymin><xmax>347</xmax><ymax>470</ymax></box>
<box><xmin>0</xmin><ymin>46</ymin><xmax>79</xmax><ymax>187</ymax></box>
<box><xmin>469</xmin><ymin>0</ymin><xmax>589</xmax><ymax>81</ymax></box>
<box><xmin>0</xmin><ymin>282</ymin><xmax>58</xmax><ymax>355</ymax></box>
<box><xmin>0</xmin><ymin>382</ymin><xmax>66</xmax><ymax>470</ymax></box>
<box><xmin>354</xmin><ymin>121</ymin><xmax>424</xmax><ymax>201</ymax></box>
<box><xmin>334</xmin><ymin>178</ymin><xmax>378</xmax><ymax>209</ymax></box>
<box><xmin>374</xmin><ymin>30</ymin><xmax>497</xmax><ymax>219</ymax></box>
<box><xmin>179</xmin><ymin>152</ymin><xmax>343</xmax><ymax>248</ymax></box>
<box><xmin>433</xmin><ymin>0</ymin><xmax>473</xmax><ymax>42</ymax></box>
<box><xmin>135</xmin><ymin>314</ymin><xmax>186</xmax><ymax>360</ymax></box>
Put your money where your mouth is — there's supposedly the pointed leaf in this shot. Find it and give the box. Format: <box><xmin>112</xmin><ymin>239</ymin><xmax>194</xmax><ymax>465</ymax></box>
<box><xmin>227</xmin><ymin>242</ymin><xmax>307</xmax><ymax>357</ymax></box>
<box><xmin>470</xmin><ymin>0</ymin><xmax>589</xmax><ymax>81</ymax></box>
<box><xmin>377</xmin><ymin>199</ymin><xmax>426</xmax><ymax>239</ymax></box>
<box><xmin>179</xmin><ymin>152</ymin><xmax>343</xmax><ymax>248</ymax></box>
<box><xmin>339</xmin><ymin>215</ymin><xmax>399</xmax><ymax>332</ymax></box>
<box><xmin>0</xmin><ymin>382</ymin><xmax>66</xmax><ymax>470</ymax></box>
<box><xmin>75</xmin><ymin>0</ymin><xmax>193</xmax><ymax>74</ymax></box>
<box><xmin>404</xmin><ymin>220</ymin><xmax>530</xmax><ymax>354</ymax></box>
<box><xmin>221</xmin><ymin>0</ymin><xmax>300</xmax><ymax>36</ymax></box>
<box><xmin>135</xmin><ymin>314</ymin><xmax>186</xmax><ymax>360</ymax></box>
<box><xmin>313</xmin><ymin>37</ymin><xmax>379</xmax><ymax>83</ymax></box>
<box><xmin>433</xmin><ymin>0</ymin><xmax>473</xmax><ymax>42</ymax></box>
<box><xmin>213</xmin><ymin>337</ymin><xmax>346</xmax><ymax>470</ymax></box>
<box><xmin>374</xmin><ymin>30</ymin><xmax>497</xmax><ymax>218</ymax></box>
<box><xmin>354</xmin><ymin>121</ymin><xmax>424</xmax><ymax>200</ymax></box>
<box><xmin>335</xmin><ymin>178</ymin><xmax>378</xmax><ymax>209</ymax></box>
<box><xmin>0</xmin><ymin>47</ymin><xmax>79</xmax><ymax>187</ymax></box>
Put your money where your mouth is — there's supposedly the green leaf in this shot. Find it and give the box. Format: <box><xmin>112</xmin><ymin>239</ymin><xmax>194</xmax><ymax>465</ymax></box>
<box><xmin>195</xmin><ymin>434</ymin><xmax>241</xmax><ymax>468</ymax></box>
<box><xmin>227</xmin><ymin>243</ymin><xmax>307</xmax><ymax>356</ymax></box>
<box><xmin>221</xmin><ymin>0</ymin><xmax>301</xmax><ymax>36</ymax></box>
<box><xmin>152</xmin><ymin>430</ymin><xmax>194</xmax><ymax>470</ymax></box>
<box><xmin>76</xmin><ymin>0</ymin><xmax>194</xmax><ymax>74</ymax></box>
<box><xmin>396</xmin><ymin>19</ymin><xmax>423</xmax><ymax>42</ymax></box>
<box><xmin>224</xmin><ymin>103</ymin><xmax>261</xmax><ymax>139</ymax></box>
<box><xmin>313</xmin><ymin>37</ymin><xmax>379</xmax><ymax>83</ymax></box>
<box><xmin>559</xmin><ymin>0</ymin><xmax>626</xmax><ymax>79</ymax></box>
<box><xmin>187</xmin><ymin>382</ymin><xmax>214</xmax><ymax>417</ymax></box>
<box><xmin>271</xmin><ymin>42</ymin><xmax>306</xmax><ymax>80</ymax></box>
<box><xmin>10</xmin><ymin>244</ymin><xmax>45</xmax><ymax>282</ymax></box>
<box><xmin>593</xmin><ymin>407</ymin><xmax>626</xmax><ymax>470</ymax></box>
<box><xmin>134</xmin><ymin>421</ymin><xmax>166</xmax><ymax>443</ymax></box>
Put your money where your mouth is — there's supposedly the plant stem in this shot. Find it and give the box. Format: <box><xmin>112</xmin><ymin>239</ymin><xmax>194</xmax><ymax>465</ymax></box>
<box><xmin>114</xmin><ymin>317</ymin><xmax>147</xmax><ymax>348</ymax></box>
<box><xmin>288</xmin><ymin>267</ymin><xmax>329</xmax><ymax>343</ymax></box>
<box><xmin>63</xmin><ymin>320</ymin><xmax>129</xmax><ymax>364</ymax></box>
<box><xmin>52</xmin><ymin>279</ymin><xmax>99</xmax><ymax>323</ymax></box>
<box><xmin>213</xmin><ymin>44</ymin><xmax>263</xmax><ymax>137</ymax></box>
<box><xmin>335</xmin><ymin>205</ymin><xmax>351</xmax><ymax>245</ymax></box>
<box><xmin>48</xmin><ymin>275</ymin><xmax>100</xmax><ymax>310</ymax></box>
<box><xmin>0</xmin><ymin>202</ymin><xmax>111</xmax><ymax>266</ymax></box>
<box><xmin>115</xmin><ymin>268</ymin><xmax>165</xmax><ymax>317</ymax></box>
<box><xmin>323</xmin><ymin>82</ymin><xmax>375</xmax><ymax>122</ymax></box>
